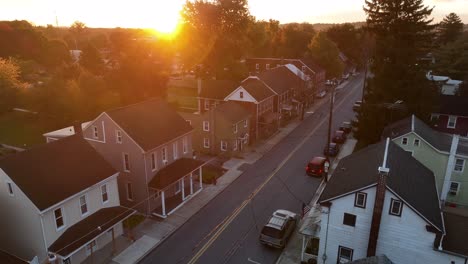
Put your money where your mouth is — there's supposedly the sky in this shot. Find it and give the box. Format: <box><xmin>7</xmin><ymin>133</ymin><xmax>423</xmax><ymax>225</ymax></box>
<box><xmin>1</xmin><ymin>0</ymin><xmax>467</xmax><ymax>30</ymax></box>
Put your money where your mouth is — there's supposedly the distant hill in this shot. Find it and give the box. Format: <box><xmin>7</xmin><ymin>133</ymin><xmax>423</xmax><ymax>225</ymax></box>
<box><xmin>312</xmin><ymin>22</ymin><xmax>366</xmax><ymax>31</ymax></box>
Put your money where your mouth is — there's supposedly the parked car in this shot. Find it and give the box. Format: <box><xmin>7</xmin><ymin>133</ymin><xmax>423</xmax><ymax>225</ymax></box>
<box><xmin>353</xmin><ymin>100</ymin><xmax>362</xmax><ymax>111</ymax></box>
<box><xmin>315</xmin><ymin>90</ymin><xmax>327</xmax><ymax>98</ymax></box>
<box><xmin>306</xmin><ymin>157</ymin><xmax>330</xmax><ymax>177</ymax></box>
<box><xmin>332</xmin><ymin>130</ymin><xmax>346</xmax><ymax>144</ymax></box>
<box><xmin>339</xmin><ymin>121</ymin><xmax>352</xmax><ymax>134</ymax></box>
<box><xmin>323</xmin><ymin>142</ymin><xmax>340</xmax><ymax>157</ymax></box>
<box><xmin>259</xmin><ymin>210</ymin><xmax>298</xmax><ymax>249</ymax></box>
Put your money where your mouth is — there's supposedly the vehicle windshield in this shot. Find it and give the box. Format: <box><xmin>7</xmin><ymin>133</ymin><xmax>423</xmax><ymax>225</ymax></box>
<box><xmin>261</xmin><ymin>226</ymin><xmax>283</xmax><ymax>239</ymax></box>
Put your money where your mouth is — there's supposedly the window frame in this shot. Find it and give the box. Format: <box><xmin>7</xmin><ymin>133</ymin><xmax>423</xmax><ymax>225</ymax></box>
<box><xmin>454</xmin><ymin>158</ymin><xmax>465</xmax><ymax>172</ymax></box>
<box><xmin>173</xmin><ymin>141</ymin><xmax>178</xmax><ymax>159</ymax></box>
<box><xmin>7</xmin><ymin>182</ymin><xmax>14</xmax><ymax>196</ymax></box>
<box><xmin>161</xmin><ymin>147</ymin><xmax>167</xmax><ymax>163</ymax></box>
<box><xmin>126</xmin><ymin>182</ymin><xmax>134</xmax><ymax>201</ymax></box>
<box><xmin>233</xmin><ymin>124</ymin><xmax>238</xmax><ymax>134</ymax></box>
<box><xmin>203</xmin><ymin>138</ymin><xmax>210</xmax><ymax>148</ymax></box>
<box><xmin>343</xmin><ymin>213</ymin><xmax>356</xmax><ymax>227</ymax></box>
<box><xmin>354</xmin><ymin>192</ymin><xmax>367</xmax><ymax>208</ymax></box>
<box><xmin>337</xmin><ymin>246</ymin><xmax>354</xmax><ymax>263</ymax></box>
<box><xmin>255</xmin><ymin>63</ymin><xmax>259</xmax><ymax>70</ymax></box>
<box><xmin>203</xmin><ymin>121</ymin><xmax>210</xmax><ymax>132</ymax></box>
<box><xmin>220</xmin><ymin>140</ymin><xmax>227</xmax><ymax>151</ymax></box>
<box><xmin>266</xmin><ymin>63</ymin><xmax>270</xmax><ymax>70</ymax></box>
<box><xmin>233</xmin><ymin>140</ymin><xmax>238</xmax><ymax>151</ymax></box>
<box><xmin>183</xmin><ymin>137</ymin><xmax>188</xmax><ymax>154</ymax></box>
<box><xmin>115</xmin><ymin>130</ymin><xmax>122</xmax><ymax>144</ymax></box>
<box><xmin>244</xmin><ymin>119</ymin><xmax>248</xmax><ymax>128</ymax></box>
<box><xmin>92</xmin><ymin>126</ymin><xmax>99</xmax><ymax>139</ymax></box>
<box><xmin>401</xmin><ymin>137</ymin><xmax>408</xmax><ymax>145</ymax></box>
<box><xmin>413</xmin><ymin>138</ymin><xmax>420</xmax><ymax>147</ymax></box>
<box><xmin>122</xmin><ymin>153</ymin><xmax>130</xmax><ymax>172</ymax></box>
<box><xmin>79</xmin><ymin>195</ymin><xmax>88</xmax><ymax>216</ymax></box>
<box><xmin>240</xmin><ymin>91</ymin><xmax>244</xmax><ymax>99</ymax></box>
<box><xmin>204</xmin><ymin>100</ymin><xmax>210</xmax><ymax>110</ymax></box>
<box><xmin>54</xmin><ymin>207</ymin><xmax>65</xmax><ymax>230</ymax></box>
<box><xmin>174</xmin><ymin>180</ymin><xmax>181</xmax><ymax>194</ymax></box>
<box><xmin>151</xmin><ymin>152</ymin><xmax>157</xmax><ymax>171</ymax></box>
<box><xmin>447</xmin><ymin>115</ymin><xmax>457</xmax><ymax>129</ymax></box>
<box><xmin>186</xmin><ymin>119</ymin><xmax>191</xmax><ymax>125</ymax></box>
<box><xmin>449</xmin><ymin>181</ymin><xmax>460</xmax><ymax>195</ymax></box>
<box><xmin>101</xmin><ymin>184</ymin><xmax>108</xmax><ymax>203</ymax></box>
<box><xmin>389</xmin><ymin>198</ymin><xmax>403</xmax><ymax>217</ymax></box>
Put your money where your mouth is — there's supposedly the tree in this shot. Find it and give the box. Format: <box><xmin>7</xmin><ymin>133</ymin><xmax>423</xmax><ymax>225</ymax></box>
<box><xmin>326</xmin><ymin>23</ymin><xmax>365</xmax><ymax>66</ymax></box>
<box><xmin>433</xmin><ymin>32</ymin><xmax>468</xmax><ymax>80</ymax></box>
<box><xmin>307</xmin><ymin>32</ymin><xmax>344</xmax><ymax>78</ymax></box>
<box><xmin>356</xmin><ymin>0</ymin><xmax>436</xmax><ymax>145</ymax></box>
<box><xmin>0</xmin><ymin>58</ymin><xmax>28</xmax><ymax>113</ymax></box>
<box><xmin>80</xmin><ymin>43</ymin><xmax>104</xmax><ymax>75</ymax></box>
<box><xmin>277</xmin><ymin>23</ymin><xmax>316</xmax><ymax>58</ymax></box>
<box><xmin>69</xmin><ymin>21</ymin><xmax>87</xmax><ymax>49</ymax></box>
<box><xmin>42</xmin><ymin>39</ymin><xmax>70</xmax><ymax>69</ymax></box>
<box><xmin>437</xmin><ymin>13</ymin><xmax>464</xmax><ymax>45</ymax></box>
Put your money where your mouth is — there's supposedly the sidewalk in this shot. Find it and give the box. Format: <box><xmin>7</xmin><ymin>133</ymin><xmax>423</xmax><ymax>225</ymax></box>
<box><xmin>276</xmin><ymin>138</ymin><xmax>357</xmax><ymax>264</ymax></box>
<box><xmin>90</xmin><ymin>93</ymin><xmax>335</xmax><ymax>264</ymax></box>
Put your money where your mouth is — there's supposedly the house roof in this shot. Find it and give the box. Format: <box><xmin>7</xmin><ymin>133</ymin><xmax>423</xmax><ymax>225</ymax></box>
<box><xmin>246</xmin><ymin>57</ymin><xmax>323</xmax><ymax>75</ymax></box>
<box><xmin>350</xmin><ymin>255</ymin><xmax>394</xmax><ymax>264</ymax></box>
<box><xmin>435</xmin><ymin>95</ymin><xmax>468</xmax><ymax>117</ymax></box>
<box><xmin>437</xmin><ymin>207</ymin><xmax>468</xmax><ymax>257</ymax></box>
<box><xmin>214</xmin><ymin>101</ymin><xmax>251</xmax><ymax>124</ymax></box>
<box><xmin>199</xmin><ymin>80</ymin><xmax>239</xmax><ymax>100</ymax></box>
<box><xmin>42</xmin><ymin>121</ymin><xmax>91</xmax><ymax>139</ymax></box>
<box><xmin>300</xmin><ymin>58</ymin><xmax>325</xmax><ymax>74</ymax></box>
<box><xmin>148</xmin><ymin>158</ymin><xmax>204</xmax><ymax>190</ymax></box>
<box><xmin>48</xmin><ymin>206</ymin><xmax>135</xmax><ymax>258</ymax></box>
<box><xmin>381</xmin><ymin>115</ymin><xmax>455</xmax><ymax>154</ymax></box>
<box><xmin>0</xmin><ymin>135</ymin><xmax>117</xmax><ymax>211</ymax></box>
<box><xmin>106</xmin><ymin>98</ymin><xmax>193</xmax><ymax>151</ymax></box>
<box><xmin>0</xmin><ymin>250</ymin><xmax>28</xmax><ymax>264</ymax></box>
<box><xmin>257</xmin><ymin>66</ymin><xmax>302</xmax><ymax>95</ymax></box>
<box><xmin>318</xmin><ymin>140</ymin><xmax>444</xmax><ymax>231</ymax></box>
<box><xmin>239</xmin><ymin>77</ymin><xmax>276</xmax><ymax>101</ymax></box>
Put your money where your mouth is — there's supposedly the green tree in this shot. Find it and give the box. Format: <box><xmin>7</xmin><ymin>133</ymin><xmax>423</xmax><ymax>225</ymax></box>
<box><xmin>80</xmin><ymin>43</ymin><xmax>104</xmax><ymax>75</ymax></box>
<box><xmin>307</xmin><ymin>32</ymin><xmax>344</xmax><ymax>78</ymax></box>
<box><xmin>433</xmin><ymin>33</ymin><xmax>468</xmax><ymax>80</ymax></box>
<box><xmin>0</xmin><ymin>58</ymin><xmax>27</xmax><ymax>113</ymax></box>
<box><xmin>437</xmin><ymin>13</ymin><xmax>464</xmax><ymax>45</ymax></box>
<box><xmin>356</xmin><ymin>0</ymin><xmax>436</xmax><ymax>145</ymax></box>
<box><xmin>42</xmin><ymin>39</ymin><xmax>70</xmax><ymax>69</ymax></box>
<box><xmin>326</xmin><ymin>23</ymin><xmax>365</xmax><ymax>66</ymax></box>
<box><xmin>69</xmin><ymin>21</ymin><xmax>87</xmax><ymax>49</ymax></box>
<box><xmin>277</xmin><ymin>23</ymin><xmax>316</xmax><ymax>58</ymax></box>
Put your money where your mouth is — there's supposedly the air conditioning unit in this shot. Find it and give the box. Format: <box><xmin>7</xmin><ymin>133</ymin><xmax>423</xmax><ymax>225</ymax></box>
<box><xmin>449</xmin><ymin>190</ymin><xmax>458</xmax><ymax>196</ymax></box>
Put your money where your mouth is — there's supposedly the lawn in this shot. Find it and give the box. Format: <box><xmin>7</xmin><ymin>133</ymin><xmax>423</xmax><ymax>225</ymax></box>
<box><xmin>0</xmin><ymin>111</ymin><xmax>51</xmax><ymax>148</ymax></box>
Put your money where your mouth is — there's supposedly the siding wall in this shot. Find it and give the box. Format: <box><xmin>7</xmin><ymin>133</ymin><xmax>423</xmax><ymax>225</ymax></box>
<box><xmin>434</xmin><ymin>115</ymin><xmax>468</xmax><ymax>137</ymax></box>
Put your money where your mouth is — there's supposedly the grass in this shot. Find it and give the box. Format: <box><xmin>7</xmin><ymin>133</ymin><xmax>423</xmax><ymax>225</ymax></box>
<box><xmin>0</xmin><ymin>111</ymin><xmax>51</xmax><ymax>148</ymax></box>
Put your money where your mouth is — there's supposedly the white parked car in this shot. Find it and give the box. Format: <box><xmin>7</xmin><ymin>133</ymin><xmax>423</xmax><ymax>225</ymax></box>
<box><xmin>259</xmin><ymin>209</ymin><xmax>298</xmax><ymax>249</ymax></box>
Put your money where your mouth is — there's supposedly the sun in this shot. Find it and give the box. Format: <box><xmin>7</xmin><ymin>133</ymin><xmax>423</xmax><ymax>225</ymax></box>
<box><xmin>152</xmin><ymin>1</ymin><xmax>183</xmax><ymax>35</ymax></box>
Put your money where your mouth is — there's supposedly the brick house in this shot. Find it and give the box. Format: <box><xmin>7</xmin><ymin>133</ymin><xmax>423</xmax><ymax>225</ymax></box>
<box><xmin>197</xmin><ymin>79</ymin><xmax>239</xmax><ymax>114</ymax></box>
<box><xmin>431</xmin><ymin>95</ymin><xmax>468</xmax><ymax>136</ymax></box>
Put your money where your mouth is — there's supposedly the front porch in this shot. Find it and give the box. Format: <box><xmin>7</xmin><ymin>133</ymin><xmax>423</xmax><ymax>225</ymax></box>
<box><xmin>148</xmin><ymin>158</ymin><xmax>205</xmax><ymax>219</ymax></box>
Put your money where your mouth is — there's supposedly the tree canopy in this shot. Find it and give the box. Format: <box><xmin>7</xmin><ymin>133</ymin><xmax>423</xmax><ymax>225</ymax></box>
<box><xmin>437</xmin><ymin>13</ymin><xmax>464</xmax><ymax>46</ymax></box>
<box><xmin>0</xmin><ymin>58</ymin><xmax>27</xmax><ymax>113</ymax></box>
<box><xmin>307</xmin><ymin>32</ymin><xmax>343</xmax><ymax>78</ymax></box>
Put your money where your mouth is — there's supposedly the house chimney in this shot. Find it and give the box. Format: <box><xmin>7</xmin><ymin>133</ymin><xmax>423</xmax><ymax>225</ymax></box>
<box><xmin>73</xmin><ymin>122</ymin><xmax>82</xmax><ymax>136</ymax></box>
<box><xmin>367</xmin><ymin>138</ymin><xmax>390</xmax><ymax>257</ymax></box>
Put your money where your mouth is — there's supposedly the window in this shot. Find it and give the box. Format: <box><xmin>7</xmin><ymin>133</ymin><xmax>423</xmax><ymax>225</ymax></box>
<box><xmin>255</xmin><ymin>63</ymin><xmax>259</xmax><ymax>70</ymax></box>
<box><xmin>63</xmin><ymin>258</ymin><xmax>71</xmax><ymax>264</ymax></box>
<box><xmin>183</xmin><ymin>137</ymin><xmax>188</xmax><ymax>154</ymax></box>
<box><xmin>92</xmin><ymin>126</ymin><xmax>98</xmax><ymax>138</ymax></box>
<box><xmin>7</xmin><ymin>182</ymin><xmax>13</xmax><ymax>196</ymax></box>
<box><xmin>186</xmin><ymin>120</ymin><xmax>191</xmax><ymax>125</ymax></box>
<box><xmin>402</xmin><ymin>137</ymin><xmax>408</xmax><ymax>145</ymax></box>
<box><xmin>79</xmin><ymin>195</ymin><xmax>88</xmax><ymax>215</ymax></box>
<box><xmin>173</xmin><ymin>142</ymin><xmax>178</xmax><ymax>159</ymax></box>
<box><xmin>454</xmin><ymin>159</ymin><xmax>465</xmax><ymax>172</ymax></box>
<box><xmin>343</xmin><ymin>213</ymin><xmax>356</xmax><ymax>227</ymax></box>
<box><xmin>204</xmin><ymin>138</ymin><xmax>210</xmax><ymax>148</ymax></box>
<box><xmin>233</xmin><ymin>124</ymin><xmax>238</xmax><ymax>133</ymax></box>
<box><xmin>354</xmin><ymin>192</ymin><xmax>367</xmax><ymax>208</ymax></box>
<box><xmin>101</xmin><ymin>185</ymin><xmax>108</xmax><ymax>203</ymax></box>
<box><xmin>54</xmin><ymin>208</ymin><xmax>64</xmax><ymax>229</ymax></box>
<box><xmin>116</xmin><ymin>130</ymin><xmax>122</xmax><ymax>144</ymax></box>
<box><xmin>174</xmin><ymin>180</ymin><xmax>181</xmax><ymax>193</ymax></box>
<box><xmin>127</xmin><ymin>182</ymin><xmax>134</xmax><ymax>201</ymax></box>
<box><xmin>338</xmin><ymin>246</ymin><xmax>353</xmax><ymax>263</ymax></box>
<box><xmin>266</xmin><ymin>64</ymin><xmax>270</xmax><ymax>70</ymax></box>
<box><xmin>233</xmin><ymin>140</ymin><xmax>238</xmax><ymax>151</ymax></box>
<box><xmin>430</xmin><ymin>114</ymin><xmax>439</xmax><ymax>123</ymax></box>
<box><xmin>413</xmin><ymin>139</ymin><xmax>420</xmax><ymax>147</ymax></box>
<box><xmin>389</xmin><ymin>198</ymin><xmax>403</xmax><ymax>216</ymax></box>
<box><xmin>204</xmin><ymin>100</ymin><xmax>210</xmax><ymax>110</ymax></box>
<box><xmin>123</xmin><ymin>153</ymin><xmax>130</xmax><ymax>171</ymax></box>
<box><xmin>244</xmin><ymin>120</ymin><xmax>248</xmax><ymax>128</ymax></box>
<box><xmin>203</xmin><ymin>121</ymin><xmax>210</xmax><ymax>131</ymax></box>
<box><xmin>162</xmin><ymin>147</ymin><xmax>167</xmax><ymax>163</ymax></box>
<box><xmin>220</xmin><ymin>141</ymin><xmax>227</xmax><ymax>151</ymax></box>
<box><xmin>447</xmin><ymin>116</ymin><xmax>457</xmax><ymax>128</ymax></box>
<box><xmin>449</xmin><ymin>182</ymin><xmax>460</xmax><ymax>195</ymax></box>
<box><xmin>151</xmin><ymin>152</ymin><xmax>157</xmax><ymax>171</ymax></box>
<box><xmin>240</xmin><ymin>91</ymin><xmax>244</xmax><ymax>99</ymax></box>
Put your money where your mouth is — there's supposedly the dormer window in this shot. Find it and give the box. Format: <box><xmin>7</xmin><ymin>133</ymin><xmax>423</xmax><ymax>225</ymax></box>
<box><xmin>116</xmin><ymin>130</ymin><xmax>122</xmax><ymax>144</ymax></box>
<box><xmin>401</xmin><ymin>137</ymin><xmax>408</xmax><ymax>145</ymax></box>
<box><xmin>389</xmin><ymin>198</ymin><xmax>403</xmax><ymax>216</ymax></box>
<box><xmin>92</xmin><ymin>126</ymin><xmax>98</xmax><ymax>139</ymax></box>
<box><xmin>354</xmin><ymin>192</ymin><xmax>367</xmax><ymax>208</ymax></box>
<box><xmin>240</xmin><ymin>91</ymin><xmax>244</xmax><ymax>99</ymax></box>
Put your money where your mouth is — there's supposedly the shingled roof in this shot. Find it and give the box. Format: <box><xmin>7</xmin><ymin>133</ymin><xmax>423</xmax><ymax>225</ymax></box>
<box><xmin>318</xmin><ymin>140</ymin><xmax>443</xmax><ymax>231</ymax></box>
<box><xmin>106</xmin><ymin>98</ymin><xmax>193</xmax><ymax>151</ymax></box>
<box><xmin>257</xmin><ymin>66</ymin><xmax>302</xmax><ymax>95</ymax></box>
<box><xmin>148</xmin><ymin>158</ymin><xmax>204</xmax><ymax>190</ymax></box>
<box><xmin>238</xmin><ymin>77</ymin><xmax>276</xmax><ymax>101</ymax></box>
<box><xmin>0</xmin><ymin>135</ymin><xmax>117</xmax><ymax>211</ymax></box>
<box><xmin>199</xmin><ymin>80</ymin><xmax>239</xmax><ymax>100</ymax></box>
<box><xmin>435</xmin><ymin>95</ymin><xmax>468</xmax><ymax>117</ymax></box>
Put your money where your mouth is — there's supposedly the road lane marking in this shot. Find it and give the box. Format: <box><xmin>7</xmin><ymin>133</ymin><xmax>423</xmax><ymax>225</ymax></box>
<box><xmin>187</xmin><ymin>80</ymin><xmax>362</xmax><ymax>264</ymax></box>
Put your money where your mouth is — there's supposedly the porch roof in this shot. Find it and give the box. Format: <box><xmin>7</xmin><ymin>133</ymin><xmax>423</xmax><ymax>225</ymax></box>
<box><xmin>48</xmin><ymin>206</ymin><xmax>135</xmax><ymax>258</ymax></box>
<box><xmin>149</xmin><ymin>158</ymin><xmax>204</xmax><ymax>190</ymax></box>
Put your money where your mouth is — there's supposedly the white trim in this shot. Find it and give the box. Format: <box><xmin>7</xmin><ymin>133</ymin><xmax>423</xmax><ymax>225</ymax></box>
<box><xmin>203</xmin><ymin>121</ymin><xmax>210</xmax><ymax>132</ymax></box>
<box><xmin>151</xmin><ymin>152</ymin><xmax>157</xmax><ymax>172</ymax></box>
<box><xmin>220</xmin><ymin>140</ymin><xmax>227</xmax><ymax>151</ymax></box>
<box><xmin>173</xmin><ymin>141</ymin><xmax>178</xmax><ymax>159</ymax></box>
<box><xmin>319</xmin><ymin>183</ymin><xmax>377</xmax><ymax>203</ymax></box>
<box><xmin>354</xmin><ymin>192</ymin><xmax>367</xmax><ymax>208</ymax></box>
<box><xmin>244</xmin><ymin>119</ymin><xmax>248</xmax><ymax>128</ymax></box>
<box><xmin>126</xmin><ymin>182</ymin><xmax>134</xmax><ymax>201</ymax></box>
<box><xmin>449</xmin><ymin>181</ymin><xmax>461</xmax><ymax>196</ymax></box>
<box><xmin>454</xmin><ymin>158</ymin><xmax>465</xmax><ymax>172</ymax></box>
<box><xmin>161</xmin><ymin>146</ymin><xmax>167</xmax><ymax>163</ymax></box>
<box><xmin>447</xmin><ymin>115</ymin><xmax>457</xmax><ymax>129</ymax></box>
<box><xmin>115</xmin><ymin>130</ymin><xmax>122</xmax><ymax>144</ymax></box>
<box><xmin>122</xmin><ymin>153</ymin><xmax>130</xmax><ymax>172</ymax></box>
<box><xmin>401</xmin><ymin>137</ymin><xmax>408</xmax><ymax>145</ymax></box>
<box><xmin>183</xmin><ymin>136</ymin><xmax>188</xmax><ymax>154</ymax></box>
<box><xmin>144</xmin><ymin>131</ymin><xmax>193</xmax><ymax>154</ymax></box>
<box><xmin>233</xmin><ymin>124</ymin><xmax>238</xmax><ymax>134</ymax></box>
<box><xmin>204</xmin><ymin>100</ymin><xmax>210</xmax><ymax>110</ymax></box>
<box><xmin>223</xmin><ymin>86</ymin><xmax>259</xmax><ymax>104</ymax></box>
<box><xmin>79</xmin><ymin>194</ymin><xmax>89</xmax><ymax>217</ymax></box>
<box><xmin>54</xmin><ymin>207</ymin><xmax>66</xmax><ymax>231</ymax></box>
<box><xmin>101</xmin><ymin>184</ymin><xmax>109</xmax><ymax>204</ymax></box>
<box><xmin>203</xmin><ymin>138</ymin><xmax>210</xmax><ymax>148</ymax></box>
<box><xmin>389</xmin><ymin>198</ymin><xmax>403</xmax><ymax>216</ymax></box>
<box><xmin>393</xmin><ymin>132</ymin><xmax>450</xmax><ymax>156</ymax></box>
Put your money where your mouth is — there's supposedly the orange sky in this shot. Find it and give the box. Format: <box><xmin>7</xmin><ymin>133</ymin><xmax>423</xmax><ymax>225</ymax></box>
<box><xmin>1</xmin><ymin>0</ymin><xmax>467</xmax><ymax>31</ymax></box>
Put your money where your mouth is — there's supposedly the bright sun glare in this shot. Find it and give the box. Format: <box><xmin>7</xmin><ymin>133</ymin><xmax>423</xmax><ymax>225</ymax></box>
<box><xmin>152</xmin><ymin>1</ymin><xmax>183</xmax><ymax>35</ymax></box>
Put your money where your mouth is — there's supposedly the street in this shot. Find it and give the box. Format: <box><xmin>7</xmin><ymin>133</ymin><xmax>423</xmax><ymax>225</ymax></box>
<box><xmin>140</xmin><ymin>75</ymin><xmax>364</xmax><ymax>264</ymax></box>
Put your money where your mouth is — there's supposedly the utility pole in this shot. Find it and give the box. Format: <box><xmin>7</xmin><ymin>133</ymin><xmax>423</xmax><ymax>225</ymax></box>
<box><xmin>325</xmin><ymin>81</ymin><xmax>336</xmax><ymax>183</ymax></box>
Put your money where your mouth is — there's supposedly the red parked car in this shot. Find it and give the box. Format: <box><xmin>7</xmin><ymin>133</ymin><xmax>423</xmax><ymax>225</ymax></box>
<box><xmin>332</xmin><ymin>130</ymin><xmax>346</xmax><ymax>144</ymax></box>
<box><xmin>306</xmin><ymin>157</ymin><xmax>330</xmax><ymax>177</ymax></box>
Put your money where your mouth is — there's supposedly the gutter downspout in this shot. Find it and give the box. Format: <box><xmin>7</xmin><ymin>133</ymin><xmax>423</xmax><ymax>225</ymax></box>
<box><xmin>441</xmin><ymin>134</ymin><xmax>459</xmax><ymax>202</ymax></box>
<box><xmin>39</xmin><ymin>214</ymin><xmax>49</xmax><ymax>261</ymax></box>
<box><xmin>143</xmin><ymin>153</ymin><xmax>151</xmax><ymax>215</ymax></box>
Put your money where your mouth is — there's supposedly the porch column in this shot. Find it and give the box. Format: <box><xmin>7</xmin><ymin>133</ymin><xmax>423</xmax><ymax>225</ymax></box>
<box><xmin>301</xmin><ymin>236</ymin><xmax>306</xmax><ymax>262</ymax></box>
<box><xmin>181</xmin><ymin>178</ymin><xmax>185</xmax><ymax>200</ymax></box>
<box><xmin>199</xmin><ymin>167</ymin><xmax>203</xmax><ymax>189</ymax></box>
<box><xmin>190</xmin><ymin>173</ymin><xmax>194</xmax><ymax>195</ymax></box>
<box><xmin>161</xmin><ymin>191</ymin><xmax>166</xmax><ymax>216</ymax></box>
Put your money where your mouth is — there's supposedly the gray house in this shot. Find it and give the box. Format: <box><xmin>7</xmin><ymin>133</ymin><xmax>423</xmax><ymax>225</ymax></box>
<box><xmin>83</xmin><ymin>98</ymin><xmax>205</xmax><ymax>218</ymax></box>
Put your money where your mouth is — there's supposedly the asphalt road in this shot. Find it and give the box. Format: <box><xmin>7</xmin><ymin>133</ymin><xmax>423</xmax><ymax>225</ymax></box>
<box><xmin>140</xmin><ymin>75</ymin><xmax>364</xmax><ymax>264</ymax></box>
